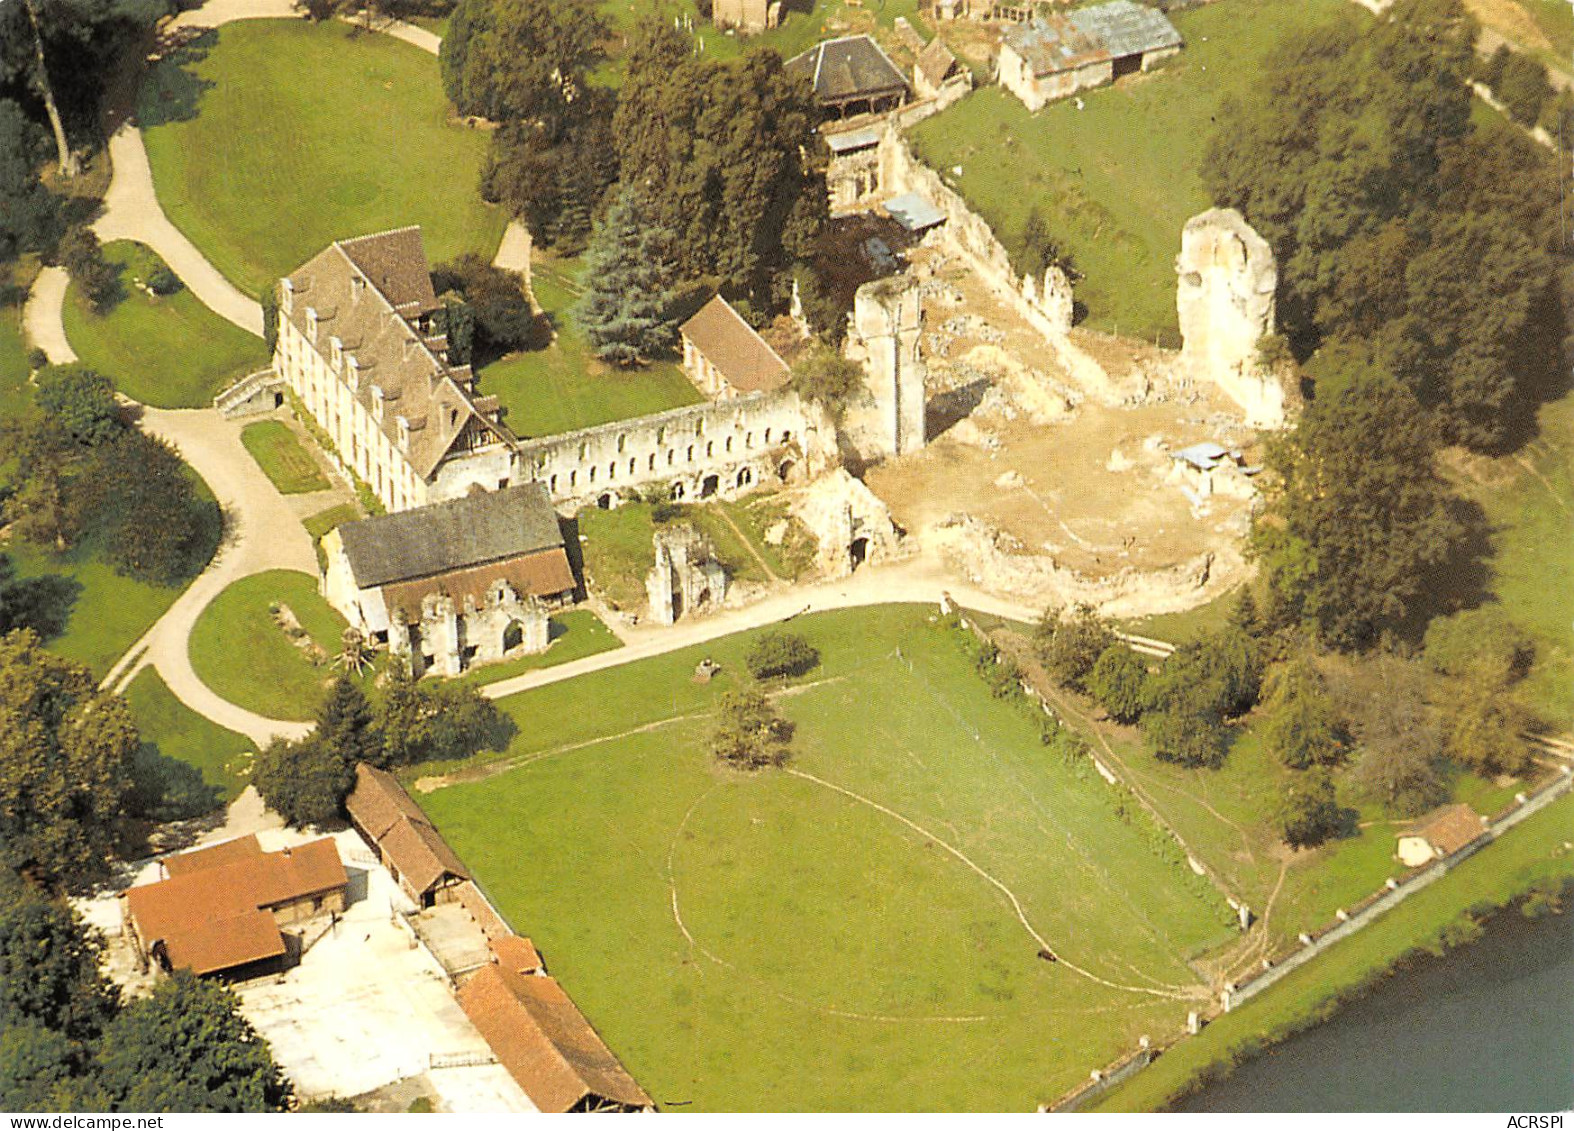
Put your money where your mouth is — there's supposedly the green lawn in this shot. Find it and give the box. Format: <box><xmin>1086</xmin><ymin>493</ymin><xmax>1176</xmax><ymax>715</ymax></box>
<box><xmin>60</xmin><ymin>241</ymin><xmax>267</xmax><ymax>408</ymax></box>
<box><xmin>1454</xmin><ymin>393</ymin><xmax>1574</xmax><ymax>730</ymax></box>
<box><xmin>1089</xmin><ymin>792</ymin><xmax>1574</xmax><ymax>1112</ymax></box>
<box><xmin>137</xmin><ymin>20</ymin><xmax>507</xmax><ymax>298</ymax></box>
<box><xmin>241</xmin><ymin>420</ymin><xmax>331</xmax><ymax>494</ymax></box>
<box><xmin>189</xmin><ymin>569</ymin><xmax>354</xmax><ymax>721</ymax></box>
<box><xmin>576</xmin><ymin>497</ymin><xmax>792</xmax><ymax>613</ymax></box>
<box><xmin>478</xmin><ymin>255</ymin><xmax>701</xmax><ymax>438</ymax></box>
<box><xmin>5</xmin><ymin>528</ymin><xmax>215</xmax><ymax>679</ymax></box>
<box><xmin>0</xmin><ymin>299</ymin><xmax>34</xmax><ymax>421</ymax></box>
<box><xmin>420</xmin><ymin>606</ymin><xmax>1235</xmax><ymax>1111</ymax></box>
<box><xmin>124</xmin><ymin>666</ymin><xmax>256</xmax><ymax>802</ymax></box>
<box><xmin>457</xmin><ymin>609</ymin><xmax>622</xmax><ymax>687</ymax></box>
<box><xmin>909</xmin><ymin>0</ymin><xmax>1353</xmax><ymax>340</ymax></box>
<box><xmin>594</xmin><ymin>0</ymin><xmax>928</xmax><ymax>82</ymax></box>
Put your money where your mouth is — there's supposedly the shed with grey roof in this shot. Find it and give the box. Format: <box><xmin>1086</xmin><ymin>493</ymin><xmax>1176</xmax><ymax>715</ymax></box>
<box><xmin>997</xmin><ymin>1</ymin><xmax>1181</xmax><ymax>112</ymax></box>
<box><xmin>786</xmin><ymin>35</ymin><xmax>911</xmax><ymax>118</ymax></box>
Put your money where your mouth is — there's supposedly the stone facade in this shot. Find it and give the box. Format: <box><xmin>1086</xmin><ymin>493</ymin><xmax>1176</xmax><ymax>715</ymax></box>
<box><xmin>841</xmin><ymin>276</ymin><xmax>928</xmax><ymax>463</ymax></box>
<box><xmin>645</xmin><ymin>525</ymin><xmax>729</xmax><ymax>624</ymax></box>
<box><xmin>392</xmin><ymin>586</ymin><xmax>551</xmax><ymax>678</ymax></box>
<box><xmin>1176</xmin><ymin>208</ymin><xmax>1287</xmax><ymax>428</ymax></box>
<box><xmin>513</xmin><ymin>392</ymin><xmax>833</xmax><ymax>510</ymax></box>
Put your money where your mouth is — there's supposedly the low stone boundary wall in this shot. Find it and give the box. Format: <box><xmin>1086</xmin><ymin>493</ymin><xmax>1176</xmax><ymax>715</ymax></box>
<box><xmin>1222</xmin><ymin>765</ymin><xmax>1573</xmax><ymax>1011</ymax></box>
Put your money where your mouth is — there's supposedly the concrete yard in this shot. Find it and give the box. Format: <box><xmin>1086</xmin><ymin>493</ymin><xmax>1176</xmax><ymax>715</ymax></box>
<box><xmin>78</xmin><ymin>817</ymin><xmax>534</xmax><ymax>1113</ymax></box>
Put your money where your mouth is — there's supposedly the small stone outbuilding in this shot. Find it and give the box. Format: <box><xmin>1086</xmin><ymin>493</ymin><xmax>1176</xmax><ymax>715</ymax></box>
<box><xmin>1396</xmin><ymin>804</ymin><xmax>1487</xmax><ymax>868</ymax></box>
<box><xmin>679</xmin><ymin>295</ymin><xmax>792</xmax><ymax>401</ymax></box>
<box><xmin>998</xmin><ymin>1</ymin><xmax>1181</xmax><ymax>112</ymax></box>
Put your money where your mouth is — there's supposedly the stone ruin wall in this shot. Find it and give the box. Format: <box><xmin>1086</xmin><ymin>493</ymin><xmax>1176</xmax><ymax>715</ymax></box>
<box><xmin>1175</xmin><ymin>207</ymin><xmax>1289</xmax><ymax>428</ymax></box>
<box><xmin>841</xmin><ymin>277</ymin><xmax>928</xmax><ymax>465</ymax></box>
<box><xmin>509</xmin><ymin>390</ymin><xmax>834</xmax><ymax>510</ymax></box>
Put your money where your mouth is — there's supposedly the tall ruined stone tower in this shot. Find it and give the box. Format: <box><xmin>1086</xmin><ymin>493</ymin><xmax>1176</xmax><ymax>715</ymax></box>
<box><xmin>1176</xmin><ymin>208</ymin><xmax>1288</xmax><ymax>429</ymax></box>
<box><xmin>842</xmin><ymin>276</ymin><xmax>927</xmax><ymax>463</ymax></box>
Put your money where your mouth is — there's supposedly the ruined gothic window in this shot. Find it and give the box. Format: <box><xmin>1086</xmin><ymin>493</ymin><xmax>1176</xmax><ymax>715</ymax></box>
<box><xmin>746</xmin><ymin>432</ymin><xmax>753</xmax><ymax>448</ymax></box>
<box><xmin>579</xmin><ymin>441</ymin><xmax>588</xmax><ymax>459</ymax></box>
<box><xmin>550</xmin><ymin>474</ymin><xmax>558</xmax><ymax>493</ymax></box>
<box><xmin>706</xmin><ymin>441</ymin><xmax>714</xmax><ymax>458</ymax></box>
<box><xmin>725</xmin><ymin>436</ymin><xmax>732</xmax><ymax>453</ymax></box>
<box><xmin>617</xmin><ymin>434</ymin><xmax>626</xmax><ymax>453</ymax></box>
<box><xmin>647</xmin><ymin>454</ymin><xmax>655</xmax><ymax>471</ymax></box>
<box><xmin>589</xmin><ymin>466</ymin><xmax>597</xmax><ymax>482</ymax></box>
<box><xmin>656</xmin><ymin>426</ymin><xmax>666</xmax><ymax>444</ymax></box>
<box><xmin>687</xmin><ymin>445</ymin><xmax>694</xmax><ymax>462</ymax></box>
<box><xmin>569</xmin><ymin>470</ymin><xmax>577</xmax><ymax>488</ymax></box>
<box><xmin>608</xmin><ymin>462</ymin><xmax>616</xmax><ymax>480</ymax></box>
<box><xmin>667</xmin><ymin>450</ymin><xmax>675</xmax><ymax>466</ymax></box>
<box><xmin>764</xmin><ymin>428</ymin><xmax>772</xmax><ymax>443</ymax></box>
<box><xmin>782</xmin><ymin>431</ymin><xmax>792</xmax><ymax>444</ymax></box>
<box><xmin>629</xmin><ymin>458</ymin><xmax>637</xmax><ymax>475</ymax></box>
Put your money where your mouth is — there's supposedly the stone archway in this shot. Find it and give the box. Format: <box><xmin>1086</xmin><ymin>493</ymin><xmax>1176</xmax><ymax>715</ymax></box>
<box><xmin>778</xmin><ymin>459</ymin><xmax>796</xmax><ymax>482</ymax></box>
<box><xmin>700</xmin><ymin>474</ymin><xmax>719</xmax><ymax>498</ymax></box>
<box><xmin>503</xmin><ymin>620</ymin><xmax>526</xmax><ymax>652</ymax></box>
<box><xmin>736</xmin><ymin>467</ymin><xmax>753</xmax><ymax>489</ymax></box>
<box><xmin>850</xmin><ymin>537</ymin><xmax>870</xmax><ymax>571</ymax></box>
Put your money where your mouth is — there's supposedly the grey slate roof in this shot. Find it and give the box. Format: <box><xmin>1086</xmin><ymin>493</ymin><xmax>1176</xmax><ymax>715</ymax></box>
<box><xmin>1067</xmin><ymin>1</ymin><xmax>1182</xmax><ymax>60</ymax></box>
<box><xmin>786</xmin><ymin>35</ymin><xmax>910</xmax><ymax>105</ymax></box>
<box><xmin>338</xmin><ymin>482</ymin><xmax>565</xmax><ymax>588</ymax></box>
<box><xmin>1002</xmin><ymin>15</ymin><xmax>1105</xmax><ymax>77</ymax></box>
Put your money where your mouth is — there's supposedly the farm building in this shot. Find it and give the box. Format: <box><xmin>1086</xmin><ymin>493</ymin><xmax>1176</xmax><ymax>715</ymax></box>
<box><xmin>124</xmin><ymin>835</ymin><xmax>347</xmax><ymax>979</ymax></box>
<box><xmin>998</xmin><ymin>1</ymin><xmax>1181</xmax><ymax>111</ymax></box>
<box><xmin>1396</xmin><ymin>804</ymin><xmax>1488</xmax><ymax>868</ymax></box>
<box><xmin>913</xmin><ymin>35</ymin><xmax>965</xmax><ymax>98</ymax></box>
<box><xmin>346</xmin><ymin>763</ymin><xmax>472</xmax><ymax>907</ymax></box>
<box><xmin>459</xmin><ymin>936</ymin><xmax>654</xmax><ymax>1113</ymax></box>
<box><xmin>321</xmin><ymin>482</ymin><xmax>576</xmax><ymax>677</ymax></box>
<box><xmin>679</xmin><ymin>295</ymin><xmax>792</xmax><ymax>401</ymax></box>
<box><xmin>786</xmin><ymin>35</ymin><xmax>912</xmax><ymax>118</ymax></box>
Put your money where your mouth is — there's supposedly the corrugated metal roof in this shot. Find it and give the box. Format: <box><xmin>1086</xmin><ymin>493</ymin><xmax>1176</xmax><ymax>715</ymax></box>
<box><xmin>1001</xmin><ymin>15</ymin><xmax>1107</xmax><ymax>77</ymax></box>
<box><xmin>825</xmin><ymin>124</ymin><xmax>882</xmax><ymax>153</ymax></box>
<box><xmin>1067</xmin><ymin>0</ymin><xmax>1182</xmax><ymax>60</ymax></box>
<box><xmin>884</xmin><ymin>192</ymin><xmax>947</xmax><ymax>232</ymax></box>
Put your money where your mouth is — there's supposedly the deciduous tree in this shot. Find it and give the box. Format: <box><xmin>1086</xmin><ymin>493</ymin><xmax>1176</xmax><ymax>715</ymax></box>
<box><xmin>1037</xmin><ymin>604</ymin><xmax>1114</xmax><ymax>692</ymax></box>
<box><xmin>1087</xmin><ymin>644</ymin><xmax>1147</xmax><ymax>724</ymax></box>
<box><xmin>744</xmin><ymin>632</ymin><xmax>820</xmax><ymax>681</ymax></box>
<box><xmin>1276</xmin><ymin>768</ymin><xmax>1342</xmax><ymax>848</ymax></box>
<box><xmin>0</xmin><ymin>632</ymin><xmax>139</xmax><ymax>889</ymax></box>
<box><xmin>1261</xmin><ymin>656</ymin><xmax>1346</xmax><ymax>769</ymax></box>
<box><xmin>0</xmin><ymin>880</ymin><xmax>117</xmax><ymax>1040</ymax></box>
<box><xmin>93</xmin><ymin>972</ymin><xmax>291</xmax><ymax>1112</ymax></box>
<box><xmin>710</xmin><ymin>683</ymin><xmax>792</xmax><ymax>771</ymax></box>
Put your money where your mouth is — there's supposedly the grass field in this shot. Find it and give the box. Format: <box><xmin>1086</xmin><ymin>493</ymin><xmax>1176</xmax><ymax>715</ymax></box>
<box><xmin>137</xmin><ymin>20</ymin><xmax>506</xmax><ymax>298</ymax></box>
<box><xmin>576</xmin><ymin>495</ymin><xmax>810</xmax><ymax>612</ymax></box>
<box><xmin>419</xmin><ymin>606</ymin><xmax>1236</xmax><ymax>1110</ymax></box>
<box><xmin>593</xmin><ymin>0</ymin><xmax>928</xmax><ymax>84</ymax></box>
<box><xmin>60</xmin><ymin>242</ymin><xmax>267</xmax><ymax>408</ymax></box>
<box><xmin>478</xmin><ymin>254</ymin><xmax>701</xmax><ymax>438</ymax></box>
<box><xmin>241</xmin><ymin>420</ymin><xmax>331</xmax><ymax>494</ymax></box>
<box><xmin>0</xmin><ymin>298</ymin><xmax>33</xmax><ymax>421</ymax></box>
<box><xmin>1451</xmin><ymin>393</ymin><xmax>1574</xmax><ymax>731</ymax></box>
<box><xmin>124</xmin><ymin>667</ymin><xmax>256</xmax><ymax>802</ymax></box>
<box><xmin>1090</xmin><ymin>791</ymin><xmax>1574</xmax><ymax>1111</ymax></box>
<box><xmin>188</xmin><ymin>569</ymin><xmax>355</xmax><ymax>721</ymax></box>
<box><xmin>908</xmin><ymin>0</ymin><xmax>1353</xmax><ymax>340</ymax></box>
<box><xmin>457</xmin><ymin>609</ymin><xmax>622</xmax><ymax>687</ymax></box>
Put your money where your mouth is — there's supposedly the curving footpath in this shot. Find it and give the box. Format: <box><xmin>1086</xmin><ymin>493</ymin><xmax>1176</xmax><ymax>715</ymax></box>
<box><xmin>479</xmin><ymin>558</ymin><xmax>1041</xmax><ymax>703</ymax></box>
<box><xmin>101</xmin><ymin>405</ymin><xmax>318</xmax><ymax>745</ymax></box>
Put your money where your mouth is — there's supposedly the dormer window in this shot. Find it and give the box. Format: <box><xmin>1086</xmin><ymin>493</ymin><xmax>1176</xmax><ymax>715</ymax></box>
<box><xmin>396</xmin><ymin>415</ymin><xmax>411</xmax><ymax>450</ymax></box>
<box><xmin>306</xmin><ymin>306</ymin><xmax>318</xmax><ymax>342</ymax></box>
<box><xmin>371</xmin><ymin>384</ymin><xmax>384</xmax><ymax>421</ymax></box>
<box><xmin>281</xmin><ymin>278</ymin><xmax>294</xmax><ymax>315</ymax></box>
<box><xmin>330</xmin><ymin>336</ymin><xmax>343</xmax><ymax>369</ymax></box>
<box><xmin>346</xmin><ymin>354</ymin><xmax>360</xmax><ymax>390</ymax></box>
<box><xmin>351</xmin><ymin>276</ymin><xmax>366</xmax><ymax>303</ymax></box>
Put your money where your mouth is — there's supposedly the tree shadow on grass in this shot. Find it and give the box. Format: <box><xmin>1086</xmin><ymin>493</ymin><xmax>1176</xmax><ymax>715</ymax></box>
<box><xmin>136</xmin><ymin>30</ymin><xmax>218</xmax><ymax>130</ymax></box>
<box><xmin>1388</xmin><ymin>496</ymin><xmax>1495</xmax><ymax>647</ymax></box>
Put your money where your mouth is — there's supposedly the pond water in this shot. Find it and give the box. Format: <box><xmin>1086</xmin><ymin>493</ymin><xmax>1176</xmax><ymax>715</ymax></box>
<box><xmin>1177</xmin><ymin>906</ymin><xmax>1574</xmax><ymax>1112</ymax></box>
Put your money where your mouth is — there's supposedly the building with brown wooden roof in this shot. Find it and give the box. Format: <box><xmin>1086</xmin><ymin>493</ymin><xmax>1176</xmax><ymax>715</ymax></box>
<box><xmin>679</xmin><ymin>295</ymin><xmax>792</xmax><ymax>401</ymax></box>
<box><xmin>124</xmin><ymin>835</ymin><xmax>347</xmax><ymax>978</ymax></box>
<box><xmin>1396</xmin><ymin>803</ymin><xmax>1487</xmax><ymax>867</ymax></box>
<box><xmin>274</xmin><ymin>227</ymin><xmax>516</xmax><ymax>514</ymax></box>
<box><xmin>459</xmin><ymin>937</ymin><xmax>653</xmax><ymax>1112</ymax></box>
<box><xmin>345</xmin><ymin>764</ymin><xmax>472</xmax><ymax>907</ymax></box>
<box><xmin>322</xmin><ymin>481</ymin><xmax>575</xmax><ymax>677</ymax></box>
